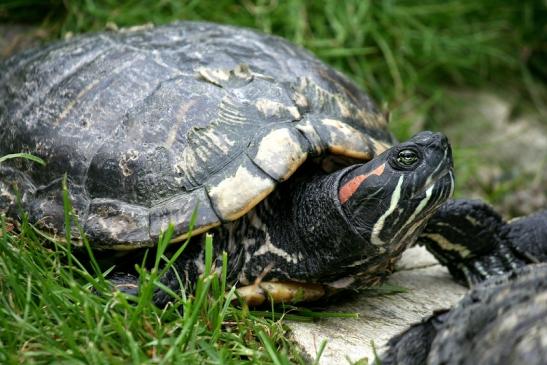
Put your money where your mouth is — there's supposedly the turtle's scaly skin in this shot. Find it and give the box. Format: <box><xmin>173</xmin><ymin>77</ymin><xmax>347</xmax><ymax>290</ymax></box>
<box><xmin>381</xmin><ymin>263</ymin><xmax>547</xmax><ymax>365</ymax></box>
<box><xmin>418</xmin><ymin>199</ymin><xmax>547</xmax><ymax>285</ymax></box>
<box><xmin>0</xmin><ymin>22</ymin><xmax>394</xmax><ymax>249</ymax></box>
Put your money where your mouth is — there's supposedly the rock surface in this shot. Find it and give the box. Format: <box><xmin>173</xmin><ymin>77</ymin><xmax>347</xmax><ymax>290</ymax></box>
<box><xmin>287</xmin><ymin>246</ymin><xmax>467</xmax><ymax>364</ymax></box>
<box><xmin>436</xmin><ymin>91</ymin><xmax>547</xmax><ymax>217</ymax></box>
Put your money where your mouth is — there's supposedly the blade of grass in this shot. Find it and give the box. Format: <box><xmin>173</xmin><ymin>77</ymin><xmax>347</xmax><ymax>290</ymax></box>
<box><xmin>0</xmin><ymin>153</ymin><xmax>45</xmax><ymax>165</ymax></box>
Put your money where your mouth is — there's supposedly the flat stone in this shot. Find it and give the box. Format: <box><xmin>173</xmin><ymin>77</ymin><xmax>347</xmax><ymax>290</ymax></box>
<box><xmin>439</xmin><ymin>91</ymin><xmax>546</xmax><ymax>216</ymax></box>
<box><xmin>287</xmin><ymin>247</ymin><xmax>467</xmax><ymax>364</ymax></box>
<box><xmin>394</xmin><ymin>245</ymin><xmax>438</xmax><ymax>270</ymax></box>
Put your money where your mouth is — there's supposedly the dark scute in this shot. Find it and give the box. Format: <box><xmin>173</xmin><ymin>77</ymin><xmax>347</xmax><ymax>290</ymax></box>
<box><xmin>149</xmin><ymin>188</ymin><xmax>219</xmax><ymax>242</ymax></box>
<box><xmin>87</xmin><ymin>141</ymin><xmax>179</xmax><ymax>206</ymax></box>
<box><xmin>0</xmin><ymin>165</ymin><xmax>36</xmax><ymax>216</ymax></box>
<box><xmin>27</xmin><ymin>177</ymin><xmax>90</xmax><ymax>237</ymax></box>
<box><xmin>84</xmin><ymin>199</ymin><xmax>150</xmax><ymax>246</ymax></box>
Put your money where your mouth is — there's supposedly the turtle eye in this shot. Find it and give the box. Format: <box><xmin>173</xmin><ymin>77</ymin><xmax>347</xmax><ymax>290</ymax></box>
<box><xmin>397</xmin><ymin>149</ymin><xmax>418</xmax><ymax>166</ymax></box>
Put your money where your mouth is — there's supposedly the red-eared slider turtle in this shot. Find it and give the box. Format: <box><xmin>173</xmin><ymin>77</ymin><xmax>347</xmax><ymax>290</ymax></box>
<box><xmin>1</xmin><ymin>22</ymin><xmax>540</xmax><ymax>306</ymax></box>
<box><xmin>381</xmin><ymin>262</ymin><xmax>547</xmax><ymax>365</ymax></box>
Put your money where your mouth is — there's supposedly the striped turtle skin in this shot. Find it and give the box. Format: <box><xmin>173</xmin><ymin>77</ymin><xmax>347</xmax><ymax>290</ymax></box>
<box><xmin>381</xmin><ymin>263</ymin><xmax>547</xmax><ymax>365</ymax></box>
<box><xmin>0</xmin><ymin>22</ymin><xmax>455</xmax><ymax>304</ymax></box>
<box><xmin>419</xmin><ymin>200</ymin><xmax>547</xmax><ymax>286</ymax></box>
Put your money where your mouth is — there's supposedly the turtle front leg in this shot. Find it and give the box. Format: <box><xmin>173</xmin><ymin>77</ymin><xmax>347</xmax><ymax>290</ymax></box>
<box><xmin>0</xmin><ymin>165</ymin><xmax>35</xmax><ymax>217</ymax></box>
<box><xmin>418</xmin><ymin>199</ymin><xmax>547</xmax><ymax>285</ymax></box>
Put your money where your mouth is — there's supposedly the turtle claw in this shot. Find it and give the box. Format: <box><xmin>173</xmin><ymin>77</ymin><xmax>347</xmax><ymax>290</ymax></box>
<box><xmin>419</xmin><ymin>199</ymin><xmax>547</xmax><ymax>286</ymax></box>
<box><xmin>457</xmin><ymin>244</ymin><xmax>528</xmax><ymax>286</ymax></box>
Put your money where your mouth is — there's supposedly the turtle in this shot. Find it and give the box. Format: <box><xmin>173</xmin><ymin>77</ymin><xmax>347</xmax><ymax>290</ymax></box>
<box><xmin>0</xmin><ymin>21</ymin><xmax>542</xmax><ymax>306</ymax></box>
<box><xmin>380</xmin><ymin>262</ymin><xmax>547</xmax><ymax>365</ymax></box>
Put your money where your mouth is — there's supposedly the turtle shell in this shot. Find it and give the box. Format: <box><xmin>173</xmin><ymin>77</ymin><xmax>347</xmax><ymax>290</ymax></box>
<box><xmin>0</xmin><ymin>22</ymin><xmax>395</xmax><ymax>249</ymax></box>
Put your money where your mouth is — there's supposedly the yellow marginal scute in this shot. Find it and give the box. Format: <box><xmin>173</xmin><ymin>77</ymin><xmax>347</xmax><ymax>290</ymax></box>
<box><xmin>169</xmin><ymin>222</ymin><xmax>221</xmax><ymax>244</ymax></box>
<box><xmin>208</xmin><ymin>165</ymin><xmax>276</xmax><ymax>221</ymax></box>
<box><xmin>253</xmin><ymin>128</ymin><xmax>308</xmax><ymax>181</ymax></box>
<box><xmin>321</xmin><ymin>118</ymin><xmax>373</xmax><ymax>160</ymax></box>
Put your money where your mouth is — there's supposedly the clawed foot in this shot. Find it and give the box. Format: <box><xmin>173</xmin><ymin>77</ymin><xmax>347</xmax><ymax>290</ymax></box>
<box><xmin>419</xmin><ymin>199</ymin><xmax>547</xmax><ymax>286</ymax></box>
<box><xmin>455</xmin><ymin>242</ymin><xmax>530</xmax><ymax>285</ymax></box>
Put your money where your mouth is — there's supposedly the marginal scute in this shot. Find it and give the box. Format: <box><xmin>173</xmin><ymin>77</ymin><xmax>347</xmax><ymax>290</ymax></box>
<box><xmin>0</xmin><ymin>166</ymin><xmax>36</xmax><ymax>214</ymax></box>
<box><xmin>207</xmin><ymin>156</ymin><xmax>276</xmax><ymax>221</ymax></box>
<box><xmin>295</xmin><ymin>119</ymin><xmax>328</xmax><ymax>156</ymax></box>
<box><xmin>149</xmin><ymin>188</ymin><xmax>220</xmax><ymax>241</ymax></box>
<box><xmin>85</xmin><ymin>199</ymin><xmax>150</xmax><ymax>249</ymax></box>
<box><xmin>318</xmin><ymin>118</ymin><xmax>375</xmax><ymax>160</ymax></box>
<box><xmin>250</xmin><ymin>127</ymin><xmax>309</xmax><ymax>182</ymax></box>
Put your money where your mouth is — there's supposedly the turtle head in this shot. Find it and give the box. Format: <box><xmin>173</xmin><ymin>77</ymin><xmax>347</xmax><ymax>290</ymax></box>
<box><xmin>340</xmin><ymin>131</ymin><xmax>454</xmax><ymax>250</ymax></box>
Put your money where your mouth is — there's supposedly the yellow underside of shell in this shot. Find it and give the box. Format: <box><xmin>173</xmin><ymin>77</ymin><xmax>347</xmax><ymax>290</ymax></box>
<box><xmin>236</xmin><ymin>281</ymin><xmax>326</xmax><ymax>305</ymax></box>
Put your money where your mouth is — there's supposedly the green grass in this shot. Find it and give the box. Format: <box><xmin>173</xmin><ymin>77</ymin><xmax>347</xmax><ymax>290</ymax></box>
<box><xmin>0</xmin><ymin>155</ymin><xmax>355</xmax><ymax>364</ymax></box>
<box><xmin>0</xmin><ymin>1</ymin><xmax>545</xmax><ymax>363</ymax></box>
<box><xmin>1</xmin><ymin>210</ymin><xmax>349</xmax><ymax>364</ymax></box>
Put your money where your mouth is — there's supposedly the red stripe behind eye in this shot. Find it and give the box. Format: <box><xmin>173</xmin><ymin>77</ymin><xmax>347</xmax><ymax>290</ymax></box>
<box><xmin>339</xmin><ymin>164</ymin><xmax>385</xmax><ymax>204</ymax></box>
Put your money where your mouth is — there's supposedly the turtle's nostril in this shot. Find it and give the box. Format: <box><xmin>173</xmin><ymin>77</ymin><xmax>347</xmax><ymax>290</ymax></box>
<box><xmin>427</xmin><ymin>132</ymin><xmax>449</xmax><ymax>150</ymax></box>
<box><xmin>440</xmin><ymin>134</ymin><xmax>449</xmax><ymax>149</ymax></box>
<box><xmin>410</xmin><ymin>131</ymin><xmax>449</xmax><ymax>149</ymax></box>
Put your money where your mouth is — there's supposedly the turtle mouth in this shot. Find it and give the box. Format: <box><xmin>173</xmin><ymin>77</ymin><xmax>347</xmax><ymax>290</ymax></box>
<box><xmin>428</xmin><ymin>169</ymin><xmax>455</xmax><ymax>207</ymax></box>
<box><xmin>412</xmin><ymin>164</ymin><xmax>454</xmax><ymax>199</ymax></box>
<box><xmin>409</xmin><ymin>168</ymin><xmax>454</xmax><ymax>217</ymax></box>
<box><xmin>384</xmin><ymin>170</ymin><xmax>454</xmax><ymax>248</ymax></box>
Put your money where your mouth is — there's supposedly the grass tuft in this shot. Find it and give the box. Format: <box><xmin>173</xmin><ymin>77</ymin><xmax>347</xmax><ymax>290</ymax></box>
<box><xmin>1</xmin><ymin>167</ymin><xmax>353</xmax><ymax>363</ymax></box>
<box><xmin>0</xmin><ymin>212</ymin><xmax>330</xmax><ymax>363</ymax></box>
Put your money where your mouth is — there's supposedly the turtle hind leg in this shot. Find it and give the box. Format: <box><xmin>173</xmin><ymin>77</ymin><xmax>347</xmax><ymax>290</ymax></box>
<box><xmin>0</xmin><ymin>165</ymin><xmax>36</xmax><ymax>218</ymax></box>
<box><xmin>236</xmin><ymin>281</ymin><xmax>326</xmax><ymax>306</ymax></box>
<box><xmin>108</xmin><ymin>272</ymin><xmax>140</xmax><ymax>297</ymax></box>
<box><xmin>417</xmin><ymin>199</ymin><xmax>544</xmax><ymax>286</ymax></box>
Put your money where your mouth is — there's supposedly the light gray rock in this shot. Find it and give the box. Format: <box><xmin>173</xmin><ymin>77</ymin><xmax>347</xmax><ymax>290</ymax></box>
<box><xmin>287</xmin><ymin>247</ymin><xmax>466</xmax><ymax>364</ymax></box>
<box><xmin>438</xmin><ymin>91</ymin><xmax>547</xmax><ymax>217</ymax></box>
